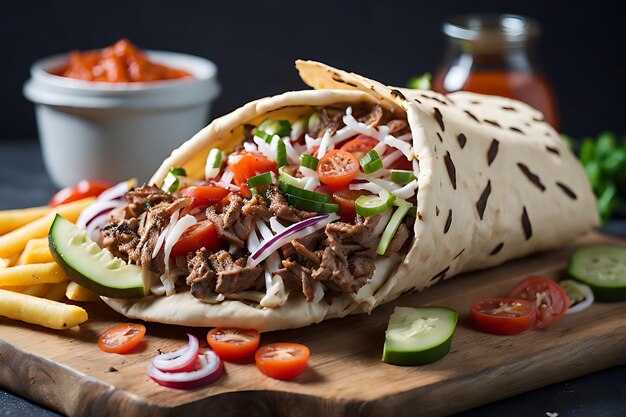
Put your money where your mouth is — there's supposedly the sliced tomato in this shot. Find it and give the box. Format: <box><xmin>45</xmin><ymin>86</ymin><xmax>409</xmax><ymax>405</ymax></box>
<box><xmin>227</xmin><ymin>151</ymin><xmax>277</xmax><ymax>186</ymax></box>
<box><xmin>98</xmin><ymin>323</ymin><xmax>146</xmax><ymax>354</ymax></box>
<box><xmin>340</xmin><ymin>134</ymin><xmax>379</xmax><ymax>160</ymax></box>
<box><xmin>238</xmin><ymin>183</ymin><xmax>252</xmax><ymax>199</ymax></box>
<box><xmin>170</xmin><ymin>220</ymin><xmax>224</xmax><ymax>257</ymax></box>
<box><xmin>49</xmin><ymin>179</ymin><xmax>114</xmax><ymax>207</ymax></box>
<box><xmin>316</xmin><ymin>149</ymin><xmax>359</xmax><ymax>191</ymax></box>
<box><xmin>207</xmin><ymin>328</ymin><xmax>260</xmax><ymax>362</ymax></box>
<box><xmin>470</xmin><ymin>297</ymin><xmax>536</xmax><ymax>335</ymax></box>
<box><xmin>180</xmin><ymin>186</ymin><xmax>230</xmax><ymax>207</ymax></box>
<box><xmin>332</xmin><ymin>189</ymin><xmax>369</xmax><ymax>223</ymax></box>
<box><xmin>508</xmin><ymin>276</ymin><xmax>569</xmax><ymax>329</ymax></box>
<box><xmin>255</xmin><ymin>343</ymin><xmax>310</xmax><ymax>380</ymax></box>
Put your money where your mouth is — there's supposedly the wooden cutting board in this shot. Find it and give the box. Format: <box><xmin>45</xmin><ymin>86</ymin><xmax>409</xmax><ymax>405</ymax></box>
<box><xmin>1</xmin><ymin>232</ymin><xmax>625</xmax><ymax>417</ymax></box>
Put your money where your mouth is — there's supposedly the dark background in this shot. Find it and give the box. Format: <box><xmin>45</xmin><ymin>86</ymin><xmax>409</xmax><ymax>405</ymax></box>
<box><xmin>1</xmin><ymin>0</ymin><xmax>625</xmax><ymax>140</ymax></box>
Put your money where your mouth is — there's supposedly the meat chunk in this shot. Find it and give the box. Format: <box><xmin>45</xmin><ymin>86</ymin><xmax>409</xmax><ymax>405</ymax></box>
<box><xmin>291</xmin><ymin>240</ymin><xmax>320</xmax><ymax>266</ymax></box>
<box><xmin>325</xmin><ymin>215</ymin><xmax>381</xmax><ymax>245</ymax></box>
<box><xmin>384</xmin><ymin>222</ymin><xmax>410</xmax><ymax>256</ymax></box>
<box><xmin>186</xmin><ymin>248</ymin><xmax>216</xmax><ymax>299</ymax></box>
<box><xmin>125</xmin><ymin>184</ymin><xmax>175</xmax><ymax>218</ymax></box>
<box><xmin>274</xmin><ymin>259</ymin><xmax>316</xmax><ymax>301</ymax></box>
<box><xmin>206</xmin><ymin>208</ymin><xmax>245</xmax><ymax>247</ymax></box>
<box><xmin>222</xmin><ymin>194</ymin><xmax>244</xmax><ymax>228</ymax></box>
<box><xmin>348</xmin><ymin>248</ymin><xmax>376</xmax><ymax>284</ymax></box>
<box><xmin>266</xmin><ymin>186</ymin><xmax>316</xmax><ymax>222</ymax></box>
<box><xmin>242</xmin><ymin>194</ymin><xmax>271</xmax><ymax>221</ymax></box>
<box><xmin>387</xmin><ymin>119</ymin><xmax>409</xmax><ymax>134</ymax></box>
<box><xmin>101</xmin><ymin>196</ymin><xmax>190</xmax><ymax>275</ymax></box>
<box><xmin>357</xmin><ymin>104</ymin><xmax>383</xmax><ymax>127</ymax></box>
<box><xmin>210</xmin><ymin>250</ymin><xmax>264</xmax><ymax>294</ymax></box>
<box><xmin>312</xmin><ymin>233</ymin><xmax>365</xmax><ymax>294</ymax></box>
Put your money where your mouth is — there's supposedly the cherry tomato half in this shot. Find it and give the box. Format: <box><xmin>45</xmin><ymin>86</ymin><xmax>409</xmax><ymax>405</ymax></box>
<box><xmin>508</xmin><ymin>276</ymin><xmax>569</xmax><ymax>329</ymax></box>
<box><xmin>470</xmin><ymin>297</ymin><xmax>537</xmax><ymax>335</ymax></box>
<box><xmin>332</xmin><ymin>189</ymin><xmax>369</xmax><ymax>223</ymax></box>
<box><xmin>49</xmin><ymin>179</ymin><xmax>114</xmax><ymax>207</ymax></box>
<box><xmin>180</xmin><ymin>186</ymin><xmax>230</xmax><ymax>207</ymax></box>
<box><xmin>171</xmin><ymin>220</ymin><xmax>224</xmax><ymax>257</ymax></box>
<box><xmin>255</xmin><ymin>343</ymin><xmax>310</xmax><ymax>380</ymax></box>
<box><xmin>207</xmin><ymin>328</ymin><xmax>260</xmax><ymax>362</ymax></box>
<box><xmin>98</xmin><ymin>323</ymin><xmax>146</xmax><ymax>354</ymax></box>
<box><xmin>316</xmin><ymin>149</ymin><xmax>359</xmax><ymax>191</ymax></box>
<box><xmin>227</xmin><ymin>151</ymin><xmax>277</xmax><ymax>186</ymax></box>
<box><xmin>340</xmin><ymin>134</ymin><xmax>379</xmax><ymax>160</ymax></box>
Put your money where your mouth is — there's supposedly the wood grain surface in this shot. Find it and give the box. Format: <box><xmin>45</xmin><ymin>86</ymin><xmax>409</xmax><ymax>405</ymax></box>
<box><xmin>1</xmin><ymin>232</ymin><xmax>625</xmax><ymax>417</ymax></box>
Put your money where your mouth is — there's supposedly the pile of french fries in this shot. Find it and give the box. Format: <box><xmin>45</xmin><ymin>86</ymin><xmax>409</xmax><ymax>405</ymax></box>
<box><xmin>0</xmin><ymin>198</ymin><xmax>100</xmax><ymax>330</ymax></box>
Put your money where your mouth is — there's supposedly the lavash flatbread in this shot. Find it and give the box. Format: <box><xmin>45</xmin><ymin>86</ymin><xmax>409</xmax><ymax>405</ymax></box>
<box><xmin>103</xmin><ymin>61</ymin><xmax>598</xmax><ymax>332</ymax></box>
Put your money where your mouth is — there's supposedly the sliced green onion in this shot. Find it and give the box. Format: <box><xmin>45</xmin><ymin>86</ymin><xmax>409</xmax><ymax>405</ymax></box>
<box><xmin>355</xmin><ymin>190</ymin><xmax>396</xmax><ymax>217</ymax></box>
<box><xmin>278</xmin><ymin>180</ymin><xmax>331</xmax><ymax>203</ymax></box>
<box><xmin>162</xmin><ymin>167</ymin><xmax>186</xmax><ymax>193</ymax></box>
<box><xmin>275</xmin><ymin>139</ymin><xmax>288</xmax><ymax>168</ymax></box>
<box><xmin>258</xmin><ymin>118</ymin><xmax>292</xmax><ymax>137</ymax></box>
<box><xmin>301</xmin><ymin>154</ymin><xmax>319</xmax><ymax>170</ymax></box>
<box><xmin>291</xmin><ymin>117</ymin><xmax>308</xmax><ymax>140</ymax></box>
<box><xmin>169</xmin><ymin>167</ymin><xmax>186</xmax><ymax>177</ymax></box>
<box><xmin>284</xmin><ymin>194</ymin><xmax>338</xmax><ymax>213</ymax></box>
<box><xmin>205</xmin><ymin>148</ymin><xmax>223</xmax><ymax>179</ymax></box>
<box><xmin>206</xmin><ymin>148</ymin><xmax>222</xmax><ymax>169</ymax></box>
<box><xmin>390</xmin><ymin>170</ymin><xmax>416</xmax><ymax>185</ymax></box>
<box><xmin>247</xmin><ymin>172</ymin><xmax>274</xmax><ymax>188</ymax></box>
<box><xmin>255</xmin><ymin>130</ymin><xmax>274</xmax><ymax>143</ymax></box>
<box><xmin>308</xmin><ymin>112</ymin><xmax>321</xmax><ymax>133</ymax></box>
<box><xmin>360</xmin><ymin>150</ymin><xmax>383</xmax><ymax>174</ymax></box>
<box><xmin>278</xmin><ymin>167</ymin><xmax>309</xmax><ymax>188</ymax></box>
<box><xmin>377</xmin><ymin>198</ymin><xmax>411</xmax><ymax>255</ymax></box>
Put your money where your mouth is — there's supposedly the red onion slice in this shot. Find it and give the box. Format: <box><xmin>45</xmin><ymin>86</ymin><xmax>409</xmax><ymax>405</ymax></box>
<box><xmin>85</xmin><ymin>213</ymin><xmax>111</xmax><ymax>242</ymax></box>
<box><xmin>249</xmin><ymin>214</ymin><xmax>337</xmax><ymax>266</ymax></box>
<box><xmin>76</xmin><ymin>200</ymin><xmax>122</xmax><ymax>228</ymax></box>
<box><xmin>152</xmin><ymin>334</ymin><xmax>199</xmax><ymax>373</ymax></box>
<box><xmin>148</xmin><ymin>350</ymin><xmax>224</xmax><ymax>390</ymax></box>
<box><xmin>97</xmin><ymin>179</ymin><xmax>135</xmax><ymax>202</ymax></box>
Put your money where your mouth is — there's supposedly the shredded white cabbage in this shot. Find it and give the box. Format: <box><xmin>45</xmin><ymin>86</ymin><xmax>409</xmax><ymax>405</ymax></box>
<box><xmin>283</xmin><ymin>138</ymin><xmax>300</xmax><ymax>164</ymax></box>
<box><xmin>316</xmin><ymin>129</ymin><xmax>333</xmax><ymax>159</ymax></box>
<box><xmin>243</xmin><ymin>142</ymin><xmax>258</xmax><ymax>153</ymax></box>
<box><xmin>269</xmin><ymin>217</ymin><xmax>287</xmax><ymax>234</ymax></box>
<box><xmin>152</xmin><ymin>209</ymin><xmax>180</xmax><ymax>259</ymax></box>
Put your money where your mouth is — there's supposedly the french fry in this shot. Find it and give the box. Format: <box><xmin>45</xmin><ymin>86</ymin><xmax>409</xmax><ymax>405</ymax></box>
<box><xmin>23</xmin><ymin>283</ymin><xmax>54</xmax><ymax>297</ymax></box>
<box><xmin>0</xmin><ymin>288</ymin><xmax>88</xmax><ymax>330</ymax></box>
<box><xmin>65</xmin><ymin>281</ymin><xmax>101</xmax><ymax>302</ymax></box>
<box><xmin>16</xmin><ymin>238</ymin><xmax>54</xmax><ymax>265</ymax></box>
<box><xmin>0</xmin><ymin>205</ymin><xmax>50</xmax><ymax>235</ymax></box>
<box><xmin>1</xmin><ymin>254</ymin><xmax>19</xmax><ymax>269</ymax></box>
<box><xmin>44</xmin><ymin>282</ymin><xmax>69</xmax><ymax>302</ymax></box>
<box><xmin>0</xmin><ymin>197</ymin><xmax>94</xmax><ymax>259</ymax></box>
<box><xmin>0</xmin><ymin>262</ymin><xmax>68</xmax><ymax>287</ymax></box>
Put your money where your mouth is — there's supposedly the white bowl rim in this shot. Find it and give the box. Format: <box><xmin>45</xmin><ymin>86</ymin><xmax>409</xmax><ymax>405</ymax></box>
<box><xmin>30</xmin><ymin>49</ymin><xmax>218</xmax><ymax>92</ymax></box>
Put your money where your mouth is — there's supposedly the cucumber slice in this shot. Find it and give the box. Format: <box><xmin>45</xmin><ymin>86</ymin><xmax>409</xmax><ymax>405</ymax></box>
<box><xmin>275</xmin><ymin>138</ymin><xmax>288</xmax><ymax>168</ymax></box>
<box><xmin>278</xmin><ymin>180</ymin><xmax>332</xmax><ymax>203</ymax></box>
<box><xmin>49</xmin><ymin>214</ymin><xmax>149</xmax><ymax>299</ymax></box>
<box><xmin>383</xmin><ymin>306</ymin><xmax>458</xmax><ymax>366</ymax></box>
<box><xmin>248</xmin><ymin>172</ymin><xmax>274</xmax><ymax>188</ymax></box>
<box><xmin>377</xmin><ymin>198</ymin><xmax>411</xmax><ymax>255</ymax></box>
<box><xmin>355</xmin><ymin>190</ymin><xmax>395</xmax><ymax>216</ymax></box>
<box><xmin>568</xmin><ymin>245</ymin><xmax>626</xmax><ymax>301</ymax></box>
<box><xmin>284</xmin><ymin>194</ymin><xmax>339</xmax><ymax>213</ymax></box>
<box><xmin>258</xmin><ymin>118</ymin><xmax>291</xmax><ymax>137</ymax></box>
<box><xmin>301</xmin><ymin>154</ymin><xmax>319</xmax><ymax>170</ymax></box>
<box><xmin>278</xmin><ymin>167</ymin><xmax>310</xmax><ymax>188</ymax></box>
<box><xmin>360</xmin><ymin>150</ymin><xmax>383</xmax><ymax>174</ymax></box>
<box><xmin>390</xmin><ymin>170</ymin><xmax>416</xmax><ymax>185</ymax></box>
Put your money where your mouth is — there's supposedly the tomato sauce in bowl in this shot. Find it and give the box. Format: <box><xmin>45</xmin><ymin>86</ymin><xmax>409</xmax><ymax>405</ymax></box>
<box><xmin>51</xmin><ymin>39</ymin><xmax>192</xmax><ymax>83</ymax></box>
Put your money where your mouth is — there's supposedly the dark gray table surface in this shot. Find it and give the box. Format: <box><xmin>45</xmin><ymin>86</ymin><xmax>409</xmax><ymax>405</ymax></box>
<box><xmin>1</xmin><ymin>139</ymin><xmax>625</xmax><ymax>417</ymax></box>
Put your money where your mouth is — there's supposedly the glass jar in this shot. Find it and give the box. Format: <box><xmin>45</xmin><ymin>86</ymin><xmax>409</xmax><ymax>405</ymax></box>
<box><xmin>432</xmin><ymin>14</ymin><xmax>559</xmax><ymax>129</ymax></box>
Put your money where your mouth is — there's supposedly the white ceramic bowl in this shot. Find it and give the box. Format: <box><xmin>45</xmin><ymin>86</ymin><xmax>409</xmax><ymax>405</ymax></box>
<box><xmin>23</xmin><ymin>50</ymin><xmax>220</xmax><ymax>187</ymax></box>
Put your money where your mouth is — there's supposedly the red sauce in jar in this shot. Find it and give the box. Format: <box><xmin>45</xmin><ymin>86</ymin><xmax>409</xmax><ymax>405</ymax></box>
<box><xmin>52</xmin><ymin>39</ymin><xmax>192</xmax><ymax>83</ymax></box>
<box><xmin>432</xmin><ymin>70</ymin><xmax>559</xmax><ymax>128</ymax></box>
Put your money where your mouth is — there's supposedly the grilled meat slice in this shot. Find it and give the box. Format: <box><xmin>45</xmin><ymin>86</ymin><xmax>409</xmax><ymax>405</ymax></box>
<box><xmin>209</xmin><ymin>250</ymin><xmax>264</xmax><ymax>294</ymax></box>
<box><xmin>125</xmin><ymin>184</ymin><xmax>175</xmax><ymax>218</ymax></box>
<box><xmin>266</xmin><ymin>186</ymin><xmax>316</xmax><ymax>223</ymax></box>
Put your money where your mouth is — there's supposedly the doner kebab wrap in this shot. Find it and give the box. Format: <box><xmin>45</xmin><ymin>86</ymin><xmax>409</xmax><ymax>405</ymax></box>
<box><xmin>94</xmin><ymin>60</ymin><xmax>598</xmax><ymax>331</ymax></box>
